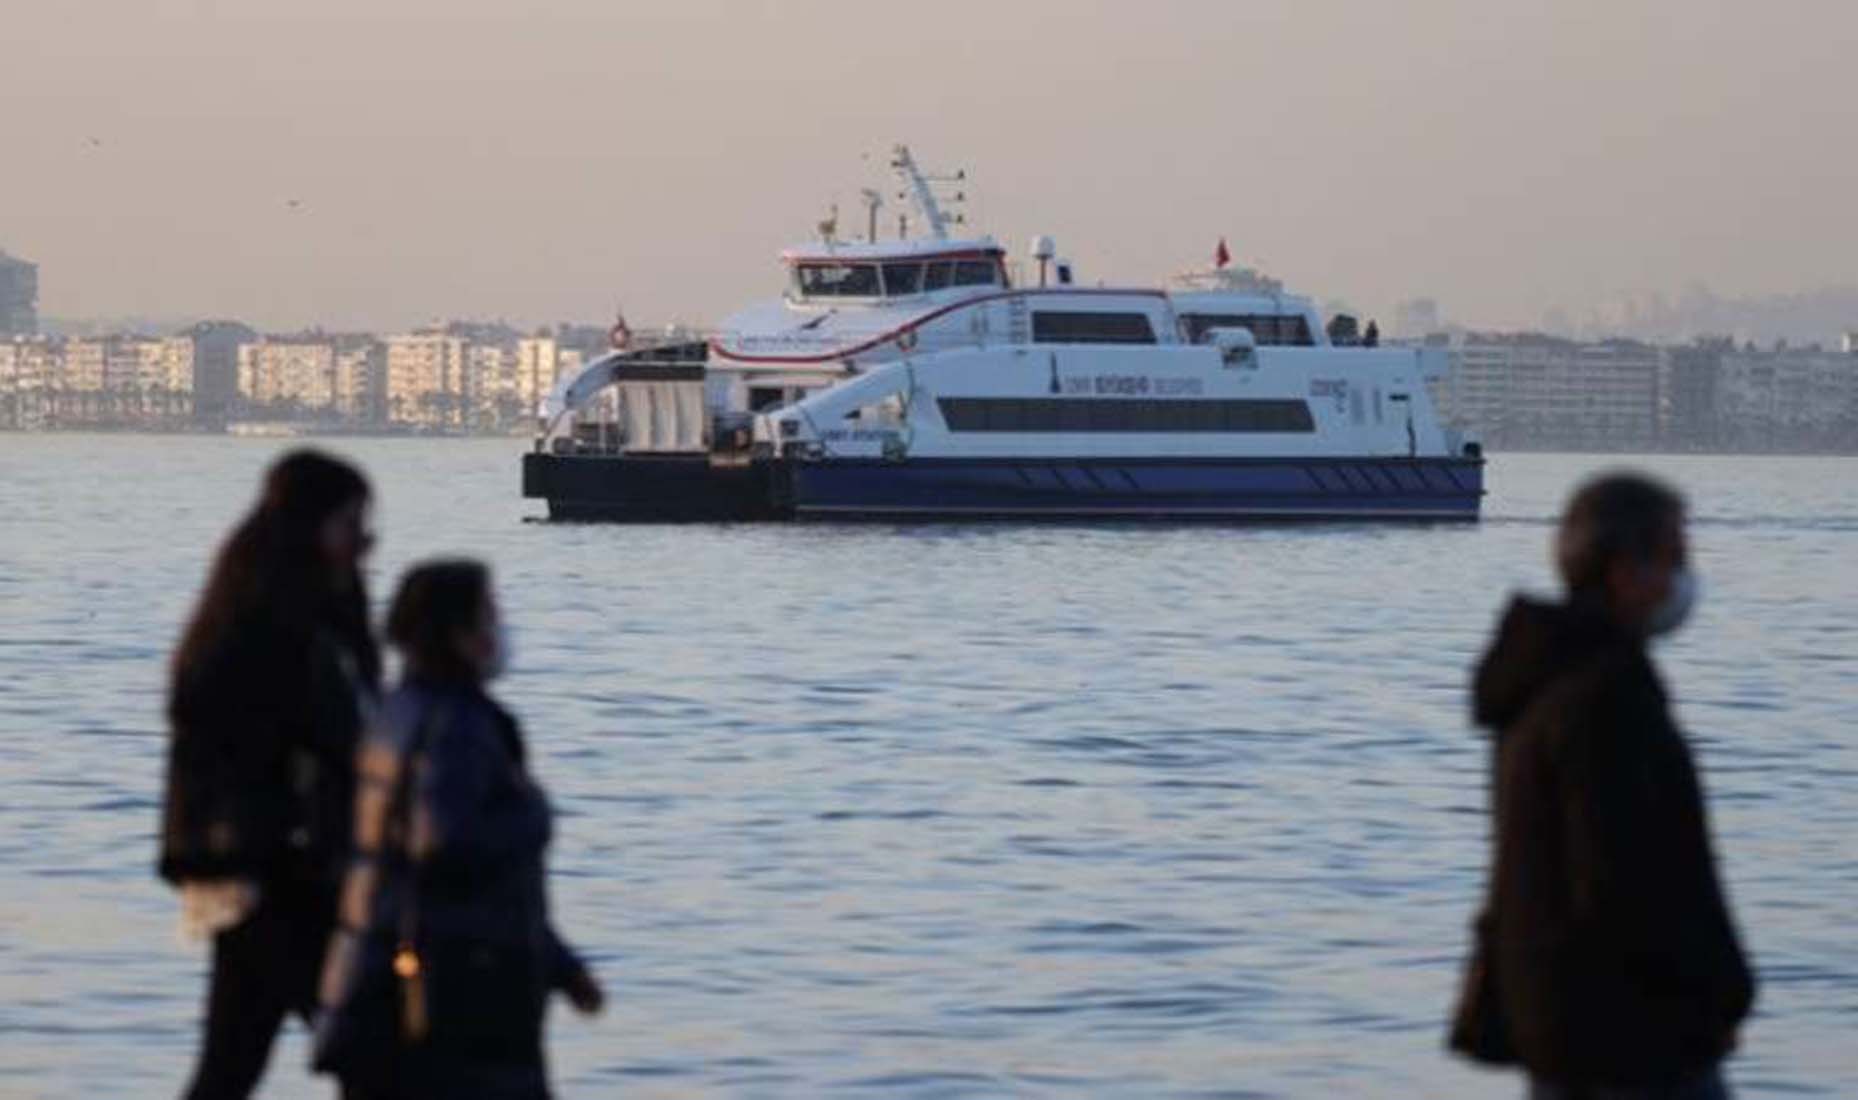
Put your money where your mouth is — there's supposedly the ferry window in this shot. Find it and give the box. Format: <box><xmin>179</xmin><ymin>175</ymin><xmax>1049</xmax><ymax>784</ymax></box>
<box><xmin>797</xmin><ymin>263</ymin><xmax>880</xmax><ymax>297</ymax></box>
<box><xmin>922</xmin><ymin>261</ymin><xmax>954</xmax><ymax>291</ymax></box>
<box><xmin>938</xmin><ymin>398</ymin><xmax>1315</xmax><ymax>433</ymax></box>
<box><xmin>1270</xmin><ymin>317</ymin><xmax>1313</xmax><ymax>345</ymax></box>
<box><xmin>1031</xmin><ymin>311</ymin><xmax>1158</xmax><ymax>345</ymax></box>
<box><xmin>1182</xmin><ymin>313</ymin><xmax>1315</xmax><ymax>347</ymax></box>
<box><xmin>952</xmin><ymin>259</ymin><xmax>1000</xmax><ymax>287</ymax></box>
<box><xmin>882</xmin><ymin>262</ymin><xmax>924</xmax><ymax>296</ymax></box>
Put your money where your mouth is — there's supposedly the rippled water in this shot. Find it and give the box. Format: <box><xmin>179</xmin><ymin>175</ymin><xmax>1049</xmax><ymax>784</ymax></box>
<box><xmin>1</xmin><ymin>435</ymin><xmax>1853</xmax><ymax>1098</ymax></box>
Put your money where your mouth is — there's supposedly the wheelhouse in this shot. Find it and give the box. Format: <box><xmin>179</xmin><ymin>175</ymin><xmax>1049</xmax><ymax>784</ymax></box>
<box><xmin>785</xmin><ymin>243</ymin><xmax>1009</xmax><ymax>302</ymax></box>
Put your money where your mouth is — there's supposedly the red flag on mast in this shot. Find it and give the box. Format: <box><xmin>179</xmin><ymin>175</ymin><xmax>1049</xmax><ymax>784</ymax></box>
<box><xmin>1215</xmin><ymin>237</ymin><xmax>1231</xmax><ymax>269</ymax></box>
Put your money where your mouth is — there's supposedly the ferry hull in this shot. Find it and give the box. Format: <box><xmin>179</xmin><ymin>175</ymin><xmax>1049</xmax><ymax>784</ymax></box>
<box><xmin>789</xmin><ymin>456</ymin><xmax>1483</xmax><ymax>521</ymax></box>
<box><xmin>522</xmin><ymin>452</ymin><xmax>783</xmax><ymax>522</ymax></box>
<box><xmin>525</xmin><ymin>453</ymin><xmax>1483</xmax><ymax>522</ymax></box>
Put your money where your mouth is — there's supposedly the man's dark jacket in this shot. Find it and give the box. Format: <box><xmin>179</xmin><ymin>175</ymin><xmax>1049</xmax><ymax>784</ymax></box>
<box><xmin>1450</xmin><ymin>597</ymin><xmax>1755</xmax><ymax>1086</ymax></box>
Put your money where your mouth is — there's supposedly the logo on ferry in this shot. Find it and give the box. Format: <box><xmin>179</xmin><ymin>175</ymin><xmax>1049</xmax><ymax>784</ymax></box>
<box><xmin>1310</xmin><ymin>378</ymin><xmax>1349</xmax><ymax>411</ymax></box>
<box><xmin>1054</xmin><ymin>374</ymin><xmax>1206</xmax><ymax>397</ymax></box>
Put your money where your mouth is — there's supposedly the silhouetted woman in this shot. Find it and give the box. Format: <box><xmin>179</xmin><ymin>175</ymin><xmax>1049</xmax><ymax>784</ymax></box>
<box><xmin>318</xmin><ymin>560</ymin><xmax>601</xmax><ymax>1100</ymax></box>
<box><xmin>160</xmin><ymin>449</ymin><xmax>381</xmax><ymax>1100</ymax></box>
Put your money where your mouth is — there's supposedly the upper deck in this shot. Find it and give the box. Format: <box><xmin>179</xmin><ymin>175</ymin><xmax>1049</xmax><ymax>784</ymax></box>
<box><xmin>781</xmin><ymin>238</ymin><xmax>1009</xmax><ymax>303</ymax></box>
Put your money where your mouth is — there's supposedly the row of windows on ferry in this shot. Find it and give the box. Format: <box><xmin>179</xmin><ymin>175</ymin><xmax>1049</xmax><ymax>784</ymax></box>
<box><xmin>794</xmin><ymin>259</ymin><xmax>1005</xmax><ymax>298</ymax></box>
<box><xmin>938</xmin><ymin>397</ymin><xmax>1316</xmax><ymax>434</ymax></box>
<box><xmin>1031</xmin><ymin>311</ymin><xmax>1316</xmax><ymax>347</ymax></box>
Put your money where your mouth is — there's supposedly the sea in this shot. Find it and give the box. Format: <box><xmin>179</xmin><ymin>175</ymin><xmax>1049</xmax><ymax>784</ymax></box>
<box><xmin>0</xmin><ymin>434</ymin><xmax>1853</xmax><ymax>1099</ymax></box>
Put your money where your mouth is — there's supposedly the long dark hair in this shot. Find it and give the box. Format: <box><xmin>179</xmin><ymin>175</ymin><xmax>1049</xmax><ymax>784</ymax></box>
<box><xmin>173</xmin><ymin>449</ymin><xmax>382</xmax><ymax>690</ymax></box>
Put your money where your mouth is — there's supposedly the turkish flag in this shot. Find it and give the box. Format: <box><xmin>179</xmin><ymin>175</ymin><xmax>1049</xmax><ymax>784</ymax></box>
<box><xmin>1215</xmin><ymin>237</ymin><xmax>1231</xmax><ymax>269</ymax></box>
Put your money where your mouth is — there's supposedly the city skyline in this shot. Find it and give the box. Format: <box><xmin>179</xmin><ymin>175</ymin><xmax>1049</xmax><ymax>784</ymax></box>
<box><xmin>4</xmin><ymin>0</ymin><xmax>1855</xmax><ymax>334</ymax></box>
<box><xmin>8</xmin><ymin>315</ymin><xmax>1856</xmax><ymax>455</ymax></box>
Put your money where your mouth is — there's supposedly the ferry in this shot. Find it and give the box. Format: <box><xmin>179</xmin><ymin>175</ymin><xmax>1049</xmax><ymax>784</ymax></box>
<box><xmin>523</xmin><ymin>146</ymin><xmax>1483</xmax><ymax>521</ymax></box>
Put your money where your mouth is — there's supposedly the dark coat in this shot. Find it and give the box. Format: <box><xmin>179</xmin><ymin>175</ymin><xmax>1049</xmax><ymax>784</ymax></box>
<box><xmin>160</xmin><ymin>611</ymin><xmax>367</xmax><ymax>886</ymax></box>
<box><xmin>319</xmin><ymin>678</ymin><xmax>582</xmax><ymax>1099</ymax></box>
<box><xmin>1451</xmin><ymin>598</ymin><xmax>1755</xmax><ymax>1086</ymax></box>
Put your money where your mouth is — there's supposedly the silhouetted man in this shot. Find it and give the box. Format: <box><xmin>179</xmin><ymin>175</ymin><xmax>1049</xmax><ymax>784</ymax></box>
<box><xmin>1451</xmin><ymin>473</ymin><xmax>1754</xmax><ymax>1099</ymax></box>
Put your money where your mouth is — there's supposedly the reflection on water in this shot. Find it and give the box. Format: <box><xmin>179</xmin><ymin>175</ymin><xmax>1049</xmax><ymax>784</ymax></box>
<box><xmin>1</xmin><ymin>437</ymin><xmax>1853</xmax><ymax>1097</ymax></box>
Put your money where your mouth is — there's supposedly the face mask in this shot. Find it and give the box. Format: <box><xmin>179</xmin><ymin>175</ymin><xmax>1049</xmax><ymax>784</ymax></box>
<box><xmin>1646</xmin><ymin>567</ymin><xmax>1700</xmax><ymax>638</ymax></box>
<box><xmin>486</xmin><ymin>622</ymin><xmax>512</xmax><ymax>680</ymax></box>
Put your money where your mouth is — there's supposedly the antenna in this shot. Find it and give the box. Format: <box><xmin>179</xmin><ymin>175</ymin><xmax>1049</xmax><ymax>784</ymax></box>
<box><xmin>859</xmin><ymin>188</ymin><xmax>884</xmax><ymax>244</ymax></box>
<box><xmin>889</xmin><ymin>143</ymin><xmax>966</xmax><ymax>241</ymax></box>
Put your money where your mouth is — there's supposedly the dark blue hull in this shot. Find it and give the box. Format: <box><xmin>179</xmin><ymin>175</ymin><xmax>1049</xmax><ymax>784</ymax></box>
<box><xmin>791</xmin><ymin>456</ymin><xmax>1483</xmax><ymax>520</ymax></box>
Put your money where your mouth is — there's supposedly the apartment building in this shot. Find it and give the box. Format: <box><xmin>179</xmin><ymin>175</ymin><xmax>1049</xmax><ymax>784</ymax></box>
<box><xmin>189</xmin><ymin>321</ymin><xmax>260</xmax><ymax>427</ymax></box>
<box><xmin>384</xmin><ymin>332</ymin><xmax>468</xmax><ymax>428</ymax></box>
<box><xmin>105</xmin><ymin>337</ymin><xmax>193</xmax><ymax>393</ymax></box>
<box><xmin>61</xmin><ymin>339</ymin><xmax>107</xmax><ymax>392</ymax></box>
<box><xmin>1716</xmin><ymin>346</ymin><xmax>1858</xmax><ymax>451</ymax></box>
<box><xmin>1435</xmin><ymin>334</ymin><xmax>1661</xmax><ymax>449</ymax></box>
<box><xmin>516</xmin><ymin>336</ymin><xmax>565</xmax><ymax>418</ymax></box>
<box><xmin>0</xmin><ymin>251</ymin><xmax>36</xmax><ymax>336</ymax></box>
<box><xmin>0</xmin><ymin>338</ymin><xmax>60</xmax><ymax>427</ymax></box>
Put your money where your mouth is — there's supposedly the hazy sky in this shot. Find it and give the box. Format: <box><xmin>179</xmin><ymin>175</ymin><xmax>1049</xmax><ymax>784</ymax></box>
<box><xmin>5</xmin><ymin>0</ymin><xmax>1854</xmax><ymax>333</ymax></box>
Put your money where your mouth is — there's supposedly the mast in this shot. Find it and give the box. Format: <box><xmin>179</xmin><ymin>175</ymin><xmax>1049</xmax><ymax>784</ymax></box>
<box><xmin>889</xmin><ymin>144</ymin><xmax>964</xmax><ymax>241</ymax></box>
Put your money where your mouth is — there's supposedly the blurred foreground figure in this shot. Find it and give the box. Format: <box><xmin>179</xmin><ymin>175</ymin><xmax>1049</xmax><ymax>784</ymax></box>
<box><xmin>161</xmin><ymin>450</ymin><xmax>381</xmax><ymax>1099</ymax></box>
<box><xmin>1451</xmin><ymin>473</ymin><xmax>1755</xmax><ymax>1099</ymax></box>
<box><xmin>316</xmin><ymin>560</ymin><xmax>601</xmax><ymax>1099</ymax></box>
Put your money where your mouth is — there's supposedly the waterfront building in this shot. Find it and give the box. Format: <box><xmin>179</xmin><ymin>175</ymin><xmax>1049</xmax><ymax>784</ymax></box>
<box><xmin>0</xmin><ymin>251</ymin><xmax>37</xmax><ymax>336</ymax></box>
<box><xmin>0</xmin><ymin>337</ymin><xmax>58</xmax><ymax>428</ymax></box>
<box><xmin>384</xmin><ymin>331</ymin><xmax>468</xmax><ymax>428</ymax></box>
<box><xmin>1434</xmin><ymin>333</ymin><xmax>1662</xmax><ymax>450</ymax></box>
<box><xmin>333</xmin><ymin>337</ymin><xmax>385</xmax><ymax>423</ymax></box>
<box><xmin>1715</xmin><ymin>345</ymin><xmax>1858</xmax><ymax>452</ymax></box>
<box><xmin>162</xmin><ymin>337</ymin><xmax>195</xmax><ymax>393</ymax></box>
<box><xmin>450</xmin><ymin>335</ymin><xmax>571</xmax><ymax>432</ymax></box>
<box><xmin>1661</xmin><ymin>339</ymin><xmax>1726</xmax><ymax>449</ymax></box>
<box><xmin>61</xmin><ymin>339</ymin><xmax>107</xmax><ymax>392</ymax></box>
<box><xmin>116</xmin><ymin>337</ymin><xmax>194</xmax><ymax>422</ymax></box>
<box><xmin>516</xmin><ymin>336</ymin><xmax>563</xmax><ymax>420</ymax></box>
<box><xmin>32</xmin><ymin>335</ymin><xmax>195</xmax><ymax>426</ymax></box>
<box><xmin>189</xmin><ymin>321</ymin><xmax>259</xmax><ymax>428</ymax></box>
<box><xmin>238</xmin><ymin>335</ymin><xmax>341</xmax><ymax>413</ymax></box>
<box><xmin>464</xmin><ymin>340</ymin><xmax>515</xmax><ymax>430</ymax></box>
<box><xmin>0</xmin><ymin>340</ymin><xmax>22</xmax><ymax>428</ymax></box>
<box><xmin>101</xmin><ymin>337</ymin><xmax>185</xmax><ymax>393</ymax></box>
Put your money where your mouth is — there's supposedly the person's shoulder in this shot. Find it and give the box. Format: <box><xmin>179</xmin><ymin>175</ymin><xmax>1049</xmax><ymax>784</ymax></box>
<box><xmin>1579</xmin><ymin>645</ymin><xmax>1664</xmax><ymax>714</ymax></box>
<box><xmin>176</xmin><ymin>609</ymin><xmax>305</xmax><ymax>692</ymax></box>
<box><xmin>385</xmin><ymin>681</ymin><xmax>506</xmax><ymax>742</ymax></box>
<box><xmin>1536</xmin><ymin>645</ymin><xmax>1669</xmax><ymax>753</ymax></box>
<box><xmin>380</xmin><ymin>683</ymin><xmax>426</xmax><ymax>725</ymax></box>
